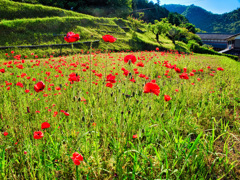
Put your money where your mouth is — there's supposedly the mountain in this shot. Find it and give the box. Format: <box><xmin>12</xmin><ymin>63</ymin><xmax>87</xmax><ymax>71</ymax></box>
<box><xmin>163</xmin><ymin>4</ymin><xmax>240</xmax><ymax>33</ymax></box>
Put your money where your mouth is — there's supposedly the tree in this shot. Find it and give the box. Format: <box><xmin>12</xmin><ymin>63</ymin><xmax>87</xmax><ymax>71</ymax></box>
<box><xmin>167</xmin><ymin>27</ymin><xmax>181</xmax><ymax>45</ymax></box>
<box><xmin>147</xmin><ymin>19</ymin><xmax>170</xmax><ymax>42</ymax></box>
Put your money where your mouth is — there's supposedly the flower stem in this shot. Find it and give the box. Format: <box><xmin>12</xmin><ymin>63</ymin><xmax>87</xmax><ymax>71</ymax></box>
<box><xmin>90</xmin><ymin>41</ymin><xmax>93</xmax><ymax>91</ymax></box>
<box><xmin>76</xmin><ymin>165</ymin><xmax>79</xmax><ymax>180</ymax></box>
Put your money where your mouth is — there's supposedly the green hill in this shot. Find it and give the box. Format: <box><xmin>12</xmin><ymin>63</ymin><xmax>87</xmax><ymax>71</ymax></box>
<box><xmin>0</xmin><ymin>0</ymin><xmax>237</xmax><ymax>61</ymax></box>
<box><xmin>0</xmin><ymin>0</ymin><xmax>92</xmax><ymax>21</ymax></box>
<box><xmin>0</xmin><ymin>0</ymin><xmax>188</xmax><ymax>57</ymax></box>
<box><xmin>163</xmin><ymin>4</ymin><xmax>240</xmax><ymax>33</ymax></box>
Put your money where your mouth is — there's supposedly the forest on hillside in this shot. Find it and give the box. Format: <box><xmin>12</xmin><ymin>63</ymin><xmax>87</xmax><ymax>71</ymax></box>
<box><xmin>164</xmin><ymin>4</ymin><xmax>240</xmax><ymax>33</ymax></box>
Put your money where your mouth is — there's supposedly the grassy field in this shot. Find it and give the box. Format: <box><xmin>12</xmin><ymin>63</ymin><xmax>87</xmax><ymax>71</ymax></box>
<box><xmin>0</xmin><ymin>49</ymin><xmax>240</xmax><ymax>179</ymax></box>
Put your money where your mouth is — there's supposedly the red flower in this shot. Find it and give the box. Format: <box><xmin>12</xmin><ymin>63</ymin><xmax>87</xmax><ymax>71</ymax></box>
<box><xmin>106</xmin><ymin>74</ymin><xmax>116</xmax><ymax>83</ymax></box>
<box><xmin>136</xmin><ymin>62</ymin><xmax>144</xmax><ymax>67</ymax></box>
<box><xmin>34</xmin><ymin>81</ymin><xmax>45</xmax><ymax>92</ymax></box>
<box><xmin>179</xmin><ymin>73</ymin><xmax>189</xmax><ymax>79</ymax></box>
<box><xmin>64</xmin><ymin>32</ymin><xmax>80</xmax><ymax>43</ymax></box>
<box><xmin>33</xmin><ymin>131</ymin><xmax>44</xmax><ymax>139</ymax></box>
<box><xmin>0</xmin><ymin>69</ymin><xmax>5</xmax><ymax>73</ymax></box>
<box><xmin>61</xmin><ymin>110</ymin><xmax>69</xmax><ymax>116</ymax></box>
<box><xmin>106</xmin><ymin>83</ymin><xmax>113</xmax><ymax>88</ymax></box>
<box><xmin>25</xmin><ymin>89</ymin><xmax>30</xmax><ymax>93</ymax></box>
<box><xmin>102</xmin><ymin>35</ymin><xmax>117</xmax><ymax>43</ymax></box>
<box><xmin>68</xmin><ymin>73</ymin><xmax>80</xmax><ymax>82</ymax></box>
<box><xmin>174</xmin><ymin>67</ymin><xmax>181</xmax><ymax>73</ymax></box>
<box><xmin>189</xmin><ymin>72</ymin><xmax>194</xmax><ymax>76</ymax></box>
<box><xmin>124</xmin><ymin>55</ymin><xmax>137</xmax><ymax>64</ymax></box>
<box><xmin>64</xmin><ymin>111</ymin><xmax>70</xmax><ymax>116</ymax></box>
<box><xmin>132</xmin><ymin>134</ymin><xmax>138</xmax><ymax>139</ymax></box>
<box><xmin>16</xmin><ymin>82</ymin><xmax>24</xmax><ymax>88</ymax></box>
<box><xmin>143</xmin><ymin>82</ymin><xmax>160</xmax><ymax>96</ymax></box>
<box><xmin>3</xmin><ymin>132</ymin><xmax>8</xmax><ymax>136</ymax></box>
<box><xmin>41</xmin><ymin>122</ymin><xmax>50</xmax><ymax>129</ymax></box>
<box><xmin>71</xmin><ymin>152</ymin><xmax>84</xmax><ymax>166</ymax></box>
<box><xmin>217</xmin><ymin>67</ymin><xmax>224</xmax><ymax>71</ymax></box>
<box><xmin>164</xmin><ymin>95</ymin><xmax>171</xmax><ymax>101</ymax></box>
<box><xmin>156</xmin><ymin>47</ymin><xmax>159</xmax><ymax>51</ymax></box>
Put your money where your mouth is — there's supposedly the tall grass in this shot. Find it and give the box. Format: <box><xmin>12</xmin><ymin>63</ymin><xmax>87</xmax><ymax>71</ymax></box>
<box><xmin>0</xmin><ymin>50</ymin><xmax>240</xmax><ymax>179</ymax></box>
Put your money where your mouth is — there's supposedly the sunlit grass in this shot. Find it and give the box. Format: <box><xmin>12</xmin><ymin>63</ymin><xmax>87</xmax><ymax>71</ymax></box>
<box><xmin>0</xmin><ymin>51</ymin><xmax>240</xmax><ymax>179</ymax></box>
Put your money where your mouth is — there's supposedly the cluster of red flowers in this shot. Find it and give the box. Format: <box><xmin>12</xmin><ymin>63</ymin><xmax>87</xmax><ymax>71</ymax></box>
<box><xmin>64</xmin><ymin>32</ymin><xmax>80</xmax><ymax>43</ymax></box>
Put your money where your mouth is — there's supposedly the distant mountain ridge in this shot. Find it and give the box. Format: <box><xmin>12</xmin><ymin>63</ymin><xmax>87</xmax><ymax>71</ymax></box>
<box><xmin>163</xmin><ymin>4</ymin><xmax>240</xmax><ymax>33</ymax></box>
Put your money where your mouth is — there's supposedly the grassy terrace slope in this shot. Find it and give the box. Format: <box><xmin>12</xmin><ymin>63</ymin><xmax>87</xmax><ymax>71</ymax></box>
<box><xmin>0</xmin><ymin>0</ymin><xmax>91</xmax><ymax>20</ymax></box>
<box><xmin>0</xmin><ymin>0</ymin><xmax>190</xmax><ymax>60</ymax></box>
<box><xmin>0</xmin><ymin>52</ymin><xmax>240</xmax><ymax>179</ymax></box>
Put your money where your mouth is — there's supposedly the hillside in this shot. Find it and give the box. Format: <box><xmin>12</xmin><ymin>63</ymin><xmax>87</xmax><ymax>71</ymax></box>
<box><xmin>163</xmin><ymin>4</ymin><xmax>240</xmax><ymax>33</ymax></box>
<box><xmin>0</xmin><ymin>0</ymin><xmax>238</xmax><ymax>62</ymax></box>
<box><xmin>0</xmin><ymin>0</ymin><xmax>196</xmax><ymax>60</ymax></box>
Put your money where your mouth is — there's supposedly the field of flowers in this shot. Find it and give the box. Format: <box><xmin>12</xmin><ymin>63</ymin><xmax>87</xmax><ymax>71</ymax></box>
<box><xmin>0</xmin><ymin>37</ymin><xmax>240</xmax><ymax>179</ymax></box>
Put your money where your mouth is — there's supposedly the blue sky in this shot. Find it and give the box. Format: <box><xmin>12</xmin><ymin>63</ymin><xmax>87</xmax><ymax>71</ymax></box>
<box><xmin>151</xmin><ymin>0</ymin><xmax>240</xmax><ymax>14</ymax></box>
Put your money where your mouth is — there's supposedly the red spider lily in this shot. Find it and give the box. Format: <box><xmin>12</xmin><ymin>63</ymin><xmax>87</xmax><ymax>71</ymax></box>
<box><xmin>0</xmin><ymin>69</ymin><xmax>5</xmax><ymax>73</ymax></box>
<box><xmin>217</xmin><ymin>67</ymin><xmax>224</xmax><ymax>71</ymax></box>
<box><xmin>41</xmin><ymin>122</ymin><xmax>50</xmax><ymax>129</ymax></box>
<box><xmin>164</xmin><ymin>95</ymin><xmax>171</xmax><ymax>101</ymax></box>
<box><xmin>207</xmin><ymin>66</ymin><xmax>211</xmax><ymax>69</ymax></box>
<box><xmin>33</xmin><ymin>131</ymin><xmax>44</xmax><ymax>139</ymax></box>
<box><xmin>197</xmin><ymin>78</ymin><xmax>201</xmax><ymax>81</ymax></box>
<box><xmin>124</xmin><ymin>55</ymin><xmax>137</xmax><ymax>64</ymax></box>
<box><xmin>183</xmin><ymin>67</ymin><xmax>187</xmax><ymax>73</ymax></box>
<box><xmin>143</xmin><ymin>82</ymin><xmax>160</xmax><ymax>96</ymax></box>
<box><xmin>64</xmin><ymin>32</ymin><xmax>80</xmax><ymax>43</ymax></box>
<box><xmin>71</xmin><ymin>152</ymin><xmax>84</xmax><ymax>166</ymax></box>
<box><xmin>133</xmin><ymin>134</ymin><xmax>138</xmax><ymax>139</ymax></box>
<box><xmin>175</xmin><ymin>89</ymin><xmax>179</xmax><ymax>92</ymax></box>
<box><xmin>106</xmin><ymin>74</ymin><xmax>116</xmax><ymax>83</ymax></box>
<box><xmin>198</xmin><ymin>69</ymin><xmax>203</xmax><ymax>72</ymax></box>
<box><xmin>3</xmin><ymin>132</ymin><xmax>8</xmax><ymax>136</ymax></box>
<box><xmin>102</xmin><ymin>35</ymin><xmax>117</xmax><ymax>43</ymax></box>
<box><xmin>7</xmin><ymin>87</ymin><xmax>10</xmax><ymax>90</ymax></box>
<box><xmin>25</xmin><ymin>89</ymin><xmax>30</xmax><ymax>93</ymax></box>
<box><xmin>34</xmin><ymin>81</ymin><xmax>45</xmax><ymax>92</ymax></box>
<box><xmin>106</xmin><ymin>83</ymin><xmax>113</xmax><ymax>88</ymax></box>
<box><xmin>179</xmin><ymin>73</ymin><xmax>189</xmax><ymax>80</ymax></box>
<box><xmin>156</xmin><ymin>47</ymin><xmax>159</xmax><ymax>51</ymax></box>
<box><xmin>136</xmin><ymin>62</ymin><xmax>144</xmax><ymax>67</ymax></box>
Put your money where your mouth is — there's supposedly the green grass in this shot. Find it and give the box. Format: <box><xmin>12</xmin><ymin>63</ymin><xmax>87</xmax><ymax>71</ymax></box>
<box><xmin>0</xmin><ymin>0</ymin><xmax>91</xmax><ymax>20</ymax></box>
<box><xmin>0</xmin><ymin>51</ymin><xmax>240</xmax><ymax>179</ymax></box>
